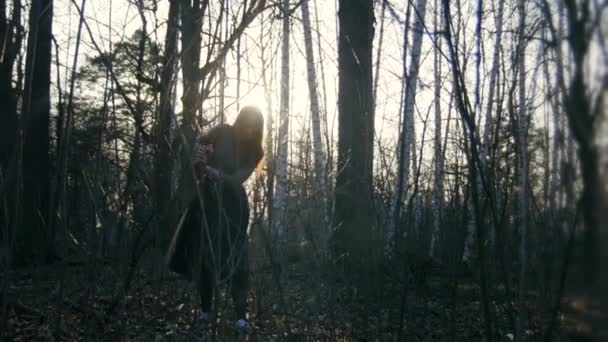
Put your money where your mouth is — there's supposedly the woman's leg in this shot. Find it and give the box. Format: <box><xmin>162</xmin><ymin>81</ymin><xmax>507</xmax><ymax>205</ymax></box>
<box><xmin>230</xmin><ymin>242</ymin><xmax>249</xmax><ymax>320</ymax></box>
<box><xmin>225</xmin><ymin>184</ymin><xmax>250</xmax><ymax>321</ymax></box>
<box><xmin>198</xmin><ymin>265</ymin><xmax>214</xmax><ymax>315</ymax></box>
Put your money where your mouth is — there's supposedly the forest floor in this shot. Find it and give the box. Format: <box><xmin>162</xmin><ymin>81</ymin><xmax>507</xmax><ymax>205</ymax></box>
<box><xmin>2</xmin><ymin>258</ymin><xmax>599</xmax><ymax>341</ymax></box>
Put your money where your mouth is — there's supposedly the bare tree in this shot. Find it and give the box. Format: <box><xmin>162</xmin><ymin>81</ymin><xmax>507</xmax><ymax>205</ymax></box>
<box><xmin>515</xmin><ymin>1</ymin><xmax>529</xmax><ymax>341</ymax></box>
<box><xmin>301</xmin><ymin>0</ymin><xmax>327</xmax><ymax>225</ymax></box>
<box><xmin>442</xmin><ymin>0</ymin><xmax>493</xmax><ymax>339</ymax></box>
<box><xmin>273</xmin><ymin>0</ymin><xmax>290</xmax><ymax>238</ymax></box>
<box><xmin>462</xmin><ymin>0</ymin><xmax>484</xmax><ymax>264</ymax></box>
<box><xmin>154</xmin><ymin>0</ymin><xmax>179</xmax><ymax>248</ymax></box>
<box><xmin>540</xmin><ymin>0</ymin><xmax>608</xmax><ymax>328</ymax></box>
<box><xmin>429</xmin><ymin>0</ymin><xmax>443</xmax><ymax>258</ymax></box>
<box><xmin>333</xmin><ymin>0</ymin><xmax>375</xmax><ymax>271</ymax></box>
<box><xmin>0</xmin><ymin>0</ymin><xmax>22</xmax><ymax>262</ymax></box>
<box><xmin>0</xmin><ymin>0</ymin><xmax>21</xmax><ymax>177</ymax></box>
<box><xmin>387</xmin><ymin>0</ymin><xmax>426</xmax><ymax>257</ymax></box>
<box><xmin>18</xmin><ymin>0</ymin><xmax>54</xmax><ymax>263</ymax></box>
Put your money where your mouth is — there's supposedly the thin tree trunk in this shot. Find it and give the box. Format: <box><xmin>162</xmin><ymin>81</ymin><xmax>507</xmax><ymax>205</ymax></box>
<box><xmin>429</xmin><ymin>0</ymin><xmax>443</xmax><ymax>258</ymax></box>
<box><xmin>313</xmin><ymin>0</ymin><xmax>331</xmax><ymax>185</ymax></box>
<box><xmin>259</xmin><ymin>10</ymin><xmax>275</xmax><ymax>230</ymax></box>
<box><xmin>51</xmin><ymin>0</ymin><xmax>86</xmax><ymax>264</ymax></box>
<box><xmin>482</xmin><ymin>0</ymin><xmax>504</xmax><ymax>247</ymax></box>
<box><xmin>154</xmin><ymin>0</ymin><xmax>179</xmax><ymax>247</ymax></box>
<box><xmin>219</xmin><ymin>0</ymin><xmax>228</xmax><ymax>122</ymax></box>
<box><xmin>515</xmin><ymin>0</ymin><xmax>529</xmax><ymax>339</ymax></box>
<box><xmin>387</xmin><ymin>0</ymin><xmax>410</xmax><ymax>258</ymax></box>
<box><xmin>273</xmin><ymin>0</ymin><xmax>290</xmax><ymax>238</ymax></box>
<box><xmin>462</xmin><ymin>0</ymin><xmax>485</xmax><ymax>264</ymax></box>
<box><xmin>301</xmin><ymin>0</ymin><xmax>327</xmax><ymax>225</ymax></box>
<box><xmin>442</xmin><ymin>1</ymin><xmax>493</xmax><ymax>339</ymax></box>
<box><xmin>387</xmin><ymin>0</ymin><xmax>426</xmax><ymax>258</ymax></box>
<box><xmin>236</xmin><ymin>0</ymin><xmax>246</xmax><ymax>109</ymax></box>
<box><xmin>372</xmin><ymin>0</ymin><xmax>386</xmax><ymax>110</ymax></box>
<box><xmin>180</xmin><ymin>0</ymin><xmax>204</xmax><ymax>130</ymax></box>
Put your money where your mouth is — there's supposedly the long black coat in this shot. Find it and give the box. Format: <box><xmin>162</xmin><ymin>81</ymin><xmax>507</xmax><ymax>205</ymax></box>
<box><xmin>167</xmin><ymin>177</ymin><xmax>249</xmax><ymax>282</ymax></box>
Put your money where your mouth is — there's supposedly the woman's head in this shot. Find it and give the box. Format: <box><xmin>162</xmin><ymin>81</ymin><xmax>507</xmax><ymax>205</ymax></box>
<box><xmin>234</xmin><ymin>106</ymin><xmax>264</xmax><ymax>142</ymax></box>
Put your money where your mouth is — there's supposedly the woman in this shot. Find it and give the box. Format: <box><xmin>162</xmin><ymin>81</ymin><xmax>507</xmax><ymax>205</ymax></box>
<box><xmin>167</xmin><ymin>106</ymin><xmax>264</xmax><ymax>331</ymax></box>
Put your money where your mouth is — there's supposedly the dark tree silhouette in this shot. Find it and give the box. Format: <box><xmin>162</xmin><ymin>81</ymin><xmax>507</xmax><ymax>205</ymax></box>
<box><xmin>18</xmin><ymin>0</ymin><xmax>54</xmax><ymax>264</ymax></box>
<box><xmin>332</xmin><ymin>0</ymin><xmax>375</xmax><ymax>272</ymax></box>
<box><xmin>0</xmin><ymin>0</ymin><xmax>21</xmax><ymax>175</ymax></box>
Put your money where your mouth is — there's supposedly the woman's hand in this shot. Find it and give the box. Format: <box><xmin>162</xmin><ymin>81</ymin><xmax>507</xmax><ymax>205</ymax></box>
<box><xmin>205</xmin><ymin>166</ymin><xmax>222</xmax><ymax>182</ymax></box>
<box><xmin>192</xmin><ymin>140</ymin><xmax>214</xmax><ymax>166</ymax></box>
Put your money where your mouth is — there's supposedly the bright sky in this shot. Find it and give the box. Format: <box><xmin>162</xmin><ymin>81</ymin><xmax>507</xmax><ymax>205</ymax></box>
<box><xmin>50</xmin><ymin>0</ymin><xmax>607</xmax><ymax>181</ymax></box>
<box><xmin>52</xmin><ymin>0</ymin><xmax>339</xmax><ymax>125</ymax></box>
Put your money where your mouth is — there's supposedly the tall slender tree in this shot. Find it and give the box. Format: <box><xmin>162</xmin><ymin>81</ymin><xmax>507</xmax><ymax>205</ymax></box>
<box><xmin>301</xmin><ymin>0</ymin><xmax>327</xmax><ymax>224</ymax></box>
<box><xmin>481</xmin><ymin>0</ymin><xmax>504</xmax><ymax>247</ymax></box>
<box><xmin>462</xmin><ymin>0</ymin><xmax>485</xmax><ymax>264</ymax></box>
<box><xmin>180</xmin><ymin>0</ymin><xmax>205</xmax><ymax>130</ymax></box>
<box><xmin>515</xmin><ymin>1</ymin><xmax>529</xmax><ymax>340</ymax></box>
<box><xmin>154</xmin><ymin>0</ymin><xmax>179</xmax><ymax>246</ymax></box>
<box><xmin>259</xmin><ymin>10</ymin><xmax>275</xmax><ymax>228</ymax></box>
<box><xmin>541</xmin><ymin>0</ymin><xmax>608</xmax><ymax>319</ymax></box>
<box><xmin>387</xmin><ymin>0</ymin><xmax>426</xmax><ymax>257</ymax></box>
<box><xmin>273</xmin><ymin>0</ymin><xmax>290</xmax><ymax>238</ymax></box>
<box><xmin>19</xmin><ymin>0</ymin><xmax>54</xmax><ymax>263</ymax></box>
<box><xmin>442</xmin><ymin>1</ymin><xmax>493</xmax><ymax>338</ymax></box>
<box><xmin>0</xmin><ymin>0</ymin><xmax>21</xmax><ymax>175</ymax></box>
<box><xmin>0</xmin><ymin>0</ymin><xmax>22</xmax><ymax>243</ymax></box>
<box><xmin>429</xmin><ymin>0</ymin><xmax>443</xmax><ymax>258</ymax></box>
<box><xmin>333</xmin><ymin>0</ymin><xmax>374</xmax><ymax>270</ymax></box>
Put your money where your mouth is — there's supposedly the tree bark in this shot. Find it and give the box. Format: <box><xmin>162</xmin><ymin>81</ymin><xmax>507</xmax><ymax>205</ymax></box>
<box><xmin>301</xmin><ymin>0</ymin><xmax>327</xmax><ymax>225</ymax></box>
<box><xmin>333</xmin><ymin>0</ymin><xmax>374</xmax><ymax>271</ymax></box>
<box><xmin>18</xmin><ymin>0</ymin><xmax>54</xmax><ymax>264</ymax></box>
<box><xmin>515</xmin><ymin>1</ymin><xmax>529</xmax><ymax>340</ymax></box>
<box><xmin>180</xmin><ymin>0</ymin><xmax>204</xmax><ymax>130</ymax></box>
<box><xmin>259</xmin><ymin>10</ymin><xmax>275</xmax><ymax>230</ymax></box>
<box><xmin>155</xmin><ymin>0</ymin><xmax>179</xmax><ymax>247</ymax></box>
<box><xmin>0</xmin><ymin>0</ymin><xmax>21</xmax><ymax>245</ymax></box>
<box><xmin>273</xmin><ymin>0</ymin><xmax>290</xmax><ymax>238</ymax></box>
<box><xmin>387</xmin><ymin>0</ymin><xmax>426</xmax><ymax>258</ymax></box>
<box><xmin>429</xmin><ymin>0</ymin><xmax>443</xmax><ymax>258</ymax></box>
<box><xmin>0</xmin><ymin>0</ymin><xmax>20</xmax><ymax>175</ymax></box>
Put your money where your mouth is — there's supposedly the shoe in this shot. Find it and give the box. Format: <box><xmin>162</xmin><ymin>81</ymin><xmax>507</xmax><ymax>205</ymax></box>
<box><xmin>234</xmin><ymin>319</ymin><xmax>252</xmax><ymax>333</ymax></box>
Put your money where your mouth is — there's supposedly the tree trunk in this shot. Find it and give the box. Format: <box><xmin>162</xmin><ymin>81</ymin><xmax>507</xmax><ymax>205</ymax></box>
<box><xmin>0</xmin><ymin>0</ymin><xmax>20</xmax><ymax>175</ymax></box>
<box><xmin>387</xmin><ymin>0</ymin><xmax>426</xmax><ymax>258</ymax></box>
<box><xmin>259</xmin><ymin>10</ymin><xmax>275</xmax><ymax>230</ymax></box>
<box><xmin>0</xmin><ymin>0</ymin><xmax>21</xmax><ymax>244</ymax></box>
<box><xmin>18</xmin><ymin>0</ymin><xmax>54</xmax><ymax>264</ymax></box>
<box><xmin>481</xmin><ymin>0</ymin><xmax>504</xmax><ymax>247</ymax></box>
<box><xmin>372</xmin><ymin>0</ymin><xmax>386</xmax><ymax>110</ymax></box>
<box><xmin>462</xmin><ymin>0</ymin><xmax>485</xmax><ymax>264</ymax></box>
<box><xmin>273</xmin><ymin>0</ymin><xmax>290</xmax><ymax>238</ymax></box>
<box><xmin>515</xmin><ymin>1</ymin><xmax>529</xmax><ymax>340</ymax></box>
<box><xmin>560</xmin><ymin>0</ymin><xmax>607</xmax><ymax>308</ymax></box>
<box><xmin>442</xmin><ymin>1</ymin><xmax>493</xmax><ymax>338</ymax></box>
<box><xmin>429</xmin><ymin>0</ymin><xmax>443</xmax><ymax>258</ymax></box>
<box><xmin>176</xmin><ymin>0</ymin><xmax>206</xmax><ymax>218</ymax></box>
<box><xmin>180</xmin><ymin>0</ymin><xmax>204</xmax><ymax>130</ymax></box>
<box><xmin>333</xmin><ymin>0</ymin><xmax>374</xmax><ymax>271</ymax></box>
<box><xmin>154</xmin><ymin>0</ymin><xmax>179</xmax><ymax>247</ymax></box>
<box><xmin>301</xmin><ymin>0</ymin><xmax>327</xmax><ymax>225</ymax></box>
<box><xmin>236</xmin><ymin>0</ymin><xmax>246</xmax><ymax>109</ymax></box>
<box><xmin>482</xmin><ymin>0</ymin><xmax>502</xmax><ymax>155</ymax></box>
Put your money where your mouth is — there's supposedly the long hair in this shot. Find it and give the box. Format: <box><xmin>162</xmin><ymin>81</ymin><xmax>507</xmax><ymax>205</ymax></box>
<box><xmin>234</xmin><ymin>106</ymin><xmax>264</xmax><ymax>176</ymax></box>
